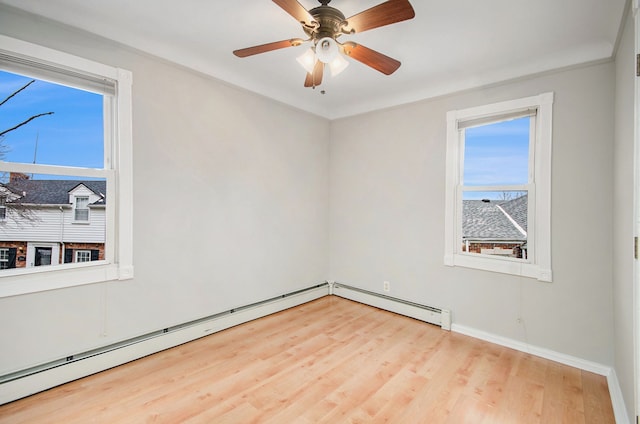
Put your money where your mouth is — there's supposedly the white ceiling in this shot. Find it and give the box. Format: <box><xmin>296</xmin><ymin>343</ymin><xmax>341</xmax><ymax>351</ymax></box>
<box><xmin>0</xmin><ymin>0</ymin><xmax>628</xmax><ymax>119</ymax></box>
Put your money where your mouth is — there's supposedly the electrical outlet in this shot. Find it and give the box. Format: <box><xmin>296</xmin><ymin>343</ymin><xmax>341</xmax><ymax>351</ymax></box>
<box><xmin>383</xmin><ymin>281</ymin><xmax>390</xmax><ymax>292</ymax></box>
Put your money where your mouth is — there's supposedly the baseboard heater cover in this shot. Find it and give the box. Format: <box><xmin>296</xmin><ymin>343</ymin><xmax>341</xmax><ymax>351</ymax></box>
<box><xmin>331</xmin><ymin>282</ymin><xmax>451</xmax><ymax>330</ymax></box>
<box><xmin>0</xmin><ymin>283</ymin><xmax>329</xmax><ymax>405</ymax></box>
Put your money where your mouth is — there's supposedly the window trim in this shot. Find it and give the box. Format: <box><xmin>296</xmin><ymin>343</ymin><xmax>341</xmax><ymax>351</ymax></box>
<box><xmin>75</xmin><ymin>250</ymin><xmax>91</xmax><ymax>263</ymax></box>
<box><xmin>0</xmin><ymin>248</ymin><xmax>8</xmax><ymax>269</ymax></box>
<box><xmin>0</xmin><ymin>35</ymin><xmax>133</xmax><ymax>298</ymax></box>
<box><xmin>0</xmin><ymin>196</ymin><xmax>6</xmax><ymax>221</ymax></box>
<box><xmin>74</xmin><ymin>196</ymin><xmax>90</xmax><ymax>222</ymax></box>
<box><xmin>444</xmin><ymin>93</ymin><xmax>553</xmax><ymax>282</ymax></box>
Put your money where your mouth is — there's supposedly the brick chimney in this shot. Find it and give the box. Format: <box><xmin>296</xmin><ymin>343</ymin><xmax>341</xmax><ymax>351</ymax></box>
<box><xmin>9</xmin><ymin>172</ymin><xmax>30</xmax><ymax>183</ymax></box>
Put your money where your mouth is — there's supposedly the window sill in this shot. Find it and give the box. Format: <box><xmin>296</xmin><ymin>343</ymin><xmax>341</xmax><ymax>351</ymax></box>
<box><xmin>0</xmin><ymin>262</ymin><xmax>134</xmax><ymax>298</ymax></box>
<box><xmin>445</xmin><ymin>253</ymin><xmax>552</xmax><ymax>282</ymax></box>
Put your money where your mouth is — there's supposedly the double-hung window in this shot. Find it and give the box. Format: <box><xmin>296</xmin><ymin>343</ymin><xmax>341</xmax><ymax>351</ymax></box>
<box><xmin>74</xmin><ymin>196</ymin><xmax>90</xmax><ymax>222</ymax></box>
<box><xmin>444</xmin><ymin>93</ymin><xmax>553</xmax><ymax>281</ymax></box>
<box><xmin>0</xmin><ymin>248</ymin><xmax>9</xmax><ymax>269</ymax></box>
<box><xmin>0</xmin><ymin>35</ymin><xmax>133</xmax><ymax>297</ymax></box>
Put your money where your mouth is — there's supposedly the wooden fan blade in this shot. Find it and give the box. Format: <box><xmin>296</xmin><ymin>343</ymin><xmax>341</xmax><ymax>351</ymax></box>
<box><xmin>233</xmin><ymin>38</ymin><xmax>304</xmax><ymax>57</ymax></box>
<box><xmin>342</xmin><ymin>42</ymin><xmax>401</xmax><ymax>75</ymax></box>
<box><xmin>272</xmin><ymin>0</ymin><xmax>315</xmax><ymax>25</ymax></box>
<box><xmin>343</xmin><ymin>0</ymin><xmax>415</xmax><ymax>34</ymax></box>
<box><xmin>304</xmin><ymin>61</ymin><xmax>324</xmax><ymax>87</ymax></box>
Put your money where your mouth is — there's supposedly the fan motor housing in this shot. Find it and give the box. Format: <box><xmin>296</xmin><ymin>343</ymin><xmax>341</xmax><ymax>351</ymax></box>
<box><xmin>305</xmin><ymin>5</ymin><xmax>346</xmax><ymax>40</ymax></box>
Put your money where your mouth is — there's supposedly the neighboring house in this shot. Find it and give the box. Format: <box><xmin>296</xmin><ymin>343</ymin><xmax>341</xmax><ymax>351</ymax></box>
<box><xmin>462</xmin><ymin>194</ymin><xmax>528</xmax><ymax>258</ymax></box>
<box><xmin>0</xmin><ymin>173</ymin><xmax>105</xmax><ymax>269</ymax></box>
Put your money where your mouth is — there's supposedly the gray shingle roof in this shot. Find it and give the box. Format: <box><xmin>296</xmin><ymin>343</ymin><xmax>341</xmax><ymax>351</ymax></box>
<box><xmin>462</xmin><ymin>195</ymin><xmax>527</xmax><ymax>241</ymax></box>
<box><xmin>499</xmin><ymin>194</ymin><xmax>527</xmax><ymax>232</ymax></box>
<box><xmin>2</xmin><ymin>179</ymin><xmax>106</xmax><ymax>205</ymax></box>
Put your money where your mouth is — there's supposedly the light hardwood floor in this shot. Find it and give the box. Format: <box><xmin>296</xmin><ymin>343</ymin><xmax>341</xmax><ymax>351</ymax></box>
<box><xmin>0</xmin><ymin>296</ymin><xmax>615</xmax><ymax>423</ymax></box>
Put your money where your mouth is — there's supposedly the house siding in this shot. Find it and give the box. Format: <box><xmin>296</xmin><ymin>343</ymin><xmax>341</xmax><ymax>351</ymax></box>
<box><xmin>0</xmin><ymin>207</ymin><xmax>105</xmax><ymax>243</ymax></box>
<box><xmin>63</xmin><ymin>208</ymin><xmax>106</xmax><ymax>243</ymax></box>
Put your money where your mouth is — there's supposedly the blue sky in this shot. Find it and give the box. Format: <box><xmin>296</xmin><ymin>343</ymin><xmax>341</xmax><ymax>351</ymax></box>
<box><xmin>462</xmin><ymin>116</ymin><xmax>530</xmax><ymax>200</ymax></box>
<box><xmin>0</xmin><ymin>70</ymin><xmax>103</xmax><ymax>173</ymax></box>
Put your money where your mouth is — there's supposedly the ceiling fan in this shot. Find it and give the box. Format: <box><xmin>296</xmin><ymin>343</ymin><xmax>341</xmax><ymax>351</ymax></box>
<box><xmin>233</xmin><ymin>0</ymin><xmax>415</xmax><ymax>88</ymax></box>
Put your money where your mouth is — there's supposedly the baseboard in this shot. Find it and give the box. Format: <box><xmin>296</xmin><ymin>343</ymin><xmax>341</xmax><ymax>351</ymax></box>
<box><xmin>331</xmin><ymin>282</ymin><xmax>451</xmax><ymax>329</ymax></box>
<box><xmin>2</xmin><ymin>283</ymin><xmax>631</xmax><ymax>424</ymax></box>
<box><xmin>452</xmin><ymin>323</ymin><xmax>630</xmax><ymax>424</ymax></box>
<box><xmin>0</xmin><ymin>283</ymin><xmax>329</xmax><ymax>406</ymax></box>
<box><xmin>606</xmin><ymin>368</ymin><xmax>632</xmax><ymax>424</ymax></box>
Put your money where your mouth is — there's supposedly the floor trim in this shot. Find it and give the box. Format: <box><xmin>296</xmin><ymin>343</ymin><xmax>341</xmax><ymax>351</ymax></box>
<box><xmin>331</xmin><ymin>282</ymin><xmax>450</xmax><ymax>329</ymax></box>
<box><xmin>606</xmin><ymin>368</ymin><xmax>632</xmax><ymax>424</ymax></box>
<box><xmin>451</xmin><ymin>323</ymin><xmax>630</xmax><ymax>424</ymax></box>
<box><xmin>0</xmin><ymin>283</ymin><xmax>329</xmax><ymax>405</ymax></box>
<box><xmin>330</xmin><ymin>282</ymin><xmax>629</xmax><ymax>423</ymax></box>
<box><xmin>1</xmin><ymin>283</ymin><xmax>630</xmax><ymax>423</ymax></box>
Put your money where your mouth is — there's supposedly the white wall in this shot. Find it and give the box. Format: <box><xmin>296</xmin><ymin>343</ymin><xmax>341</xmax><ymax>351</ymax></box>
<box><xmin>0</xmin><ymin>6</ymin><xmax>631</xmax><ymax>414</ymax></box>
<box><xmin>0</xmin><ymin>6</ymin><xmax>330</xmax><ymax>374</ymax></box>
<box><xmin>329</xmin><ymin>62</ymin><xmax>615</xmax><ymax>365</ymax></box>
<box><xmin>613</xmin><ymin>10</ymin><xmax>636</xmax><ymax>421</ymax></box>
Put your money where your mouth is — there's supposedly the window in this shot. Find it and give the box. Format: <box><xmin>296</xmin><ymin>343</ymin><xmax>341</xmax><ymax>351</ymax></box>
<box><xmin>0</xmin><ymin>247</ymin><xmax>16</xmax><ymax>270</ymax></box>
<box><xmin>75</xmin><ymin>250</ymin><xmax>91</xmax><ymax>263</ymax></box>
<box><xmin>34</xmin><ymin>247</ymin><xmax>53</xmax><ymax>266</ymax></box>
<box><xmin>0</xmin><ymin>35</ymin><xmax>133</xmax><ymax>297</ymax></box>
<box><xmin>0</xmin><ymin>248</ymin><xmax>8</xmax><ymax>269</ymax></box>
<box><xmin>74</xmin><ymin>196</ymin><xmax>90</xmax><ymax>221</ymax></box>
<box><xmin>0</xmin><ymin>196</ymin><xmax>5</xmax><ymax>220</ymax></box>
<box><xmin>444</xmin><ymin>93</ymin><xmax>553</xmax><ymax>282</ymax></box>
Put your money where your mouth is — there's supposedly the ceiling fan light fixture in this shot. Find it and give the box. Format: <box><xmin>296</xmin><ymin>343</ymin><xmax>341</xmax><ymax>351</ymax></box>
<box><xmin>315</xmin><ymin>37</ymin><xmax>339</xmax><ymax>64</ymax></box>
<box><xmin>234</xmin><ymin>0</ymin><xmax>416</xmax><ymax>88</ymax></box>
<box><xmin>296</xmin><ymin>47</ymin><xmax>317</xmax><ymax>74</ymax></box>
<box><xmin>328</xmin><ymin>53</ymin><xmax>349</xmax><ymax>76</ymax></box>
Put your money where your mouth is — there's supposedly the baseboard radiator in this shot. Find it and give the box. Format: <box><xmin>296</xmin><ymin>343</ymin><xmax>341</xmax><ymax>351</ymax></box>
<box><xmin>0</xmin><ymin>283</ymin><xmax>329</xmax><ymax>405</ymax></box>
<box><xmin>330</xmin><ymin>282</ymin><xmax>451</xmax><ymax>330</ymax></box>
<box><xmin>0</xmin><ymin>281</ymin><xmax>451</xmax><ymax>405</ymax></box>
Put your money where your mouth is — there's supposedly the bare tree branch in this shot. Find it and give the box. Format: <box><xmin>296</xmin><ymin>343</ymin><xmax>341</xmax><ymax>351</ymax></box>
<box><xmin>0</xmin><ymin>112</ymin><xmax>54</xmax><ymax>138</ymax></box>
<box><xmin>0</xmin><ymin>78</ymin><xmax>54</xmax><ymax>225</ymax></box>
<box><xmin>5</xmin><ymin>204</ymin><xmax>40</xmax><ymax>228</ymax></box>
<box><xmin>0</xmin><ymin>79</ymin><xmax>35</xmax><ymax>107</ymax></box>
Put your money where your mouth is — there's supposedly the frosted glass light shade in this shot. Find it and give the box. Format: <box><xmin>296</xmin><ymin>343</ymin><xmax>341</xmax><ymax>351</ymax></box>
<box><xmin>296</xmin><ymin>48</ymin><xmax>317</xmax><ymax>74</ymax></box>
<box><xmin>329</xmin><ymin>53</ymin><xmax>349</xmax><ymax>76</ymax></box>
<box><xmin>316</xmin><ymin>37</ymin><xmax>338</xmax><ymax>64</ymax></box>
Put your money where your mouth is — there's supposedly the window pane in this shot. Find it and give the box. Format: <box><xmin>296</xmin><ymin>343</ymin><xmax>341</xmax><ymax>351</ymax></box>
<box><xmin>463</xmin><ymin>117</ymin><xmax>530</xmax><ymax>186</ymax></box>
<box><xmin>0</xmin><ymin>70</ymin><xmax>103</xmax><ymax>168</ymax></box>
<box><xmin>75</xmin><ymin>209</ymin><xmax>89</xmax><ymax>221</ymax></box>
<box><xmin>76</xmin><ymin>250</ymin><xmax>91</xmax><ymax>262</ymax></box>
<box><xmin>461</xmin><ymin>190</ymin><xmax>528</xmax><ymax>259</ymax></box>
<box><xmin>75</xmin><ymin>196</ymin><xmax>89</xmax><ymax>221</ymax></box>
<box><xmin>0</xmin><ymin>173</ymin><xmax>106</xmax><ymax>272</ymax></box>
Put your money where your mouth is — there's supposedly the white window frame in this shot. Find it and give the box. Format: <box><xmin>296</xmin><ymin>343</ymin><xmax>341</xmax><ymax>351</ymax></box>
<box><xmin>75</xmin><ymin>250</ymin><xmax>91</xmax><ymax>263</ymax></box>
<box><xmin>74</xmin><ymin>196</ymin><xmax>90</xmax><ymax>222</ymax></box>
<box><xmin>444</xmin><ymin>93</ymin><xmax>553</xmax><ymax>282</ymax></box>
<box><xmin>0</xmin><ymin>35</ymin><xmax>134</xmax><ymax>297</ymax></box>
<box><xmin>0</xmin><ymin>248</ymin><xmax>8</xmax><ymax>269</ymax></box>
<box><xmin>0</xmin><ymin>196</ymin><xmax>6</xmax><ymax>221</ymax></box>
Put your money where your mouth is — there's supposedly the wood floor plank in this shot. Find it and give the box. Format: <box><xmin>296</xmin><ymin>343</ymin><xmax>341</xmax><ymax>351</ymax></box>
<box><xmin>540</xmin><ymin>361</ymin><xmax>586</xmax><ymax>424</ymax></box>
<box><xmin>582</xmin><ymin>370</ymin><xmax>616</xmax><ymax>424</ymax></box>
<box><xmin>0</xmin><ymin>296</ymin><xmax>616</xmax><ymax>424</ymax></box>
